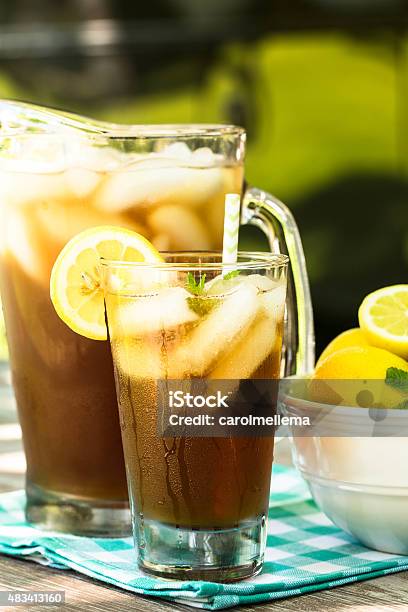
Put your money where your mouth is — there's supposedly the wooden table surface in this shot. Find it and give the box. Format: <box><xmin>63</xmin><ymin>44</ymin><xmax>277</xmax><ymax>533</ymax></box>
<box><xmin>0</xmin><ymin>372</ymin><xmax>407</xmax><ymax>611</ymax></box>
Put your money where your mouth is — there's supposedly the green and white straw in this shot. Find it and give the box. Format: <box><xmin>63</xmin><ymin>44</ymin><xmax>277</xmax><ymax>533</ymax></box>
<box><xmin>222</xmin><ymin>193</ymin><xmax>240</xmax><ymax>265</ymax></box>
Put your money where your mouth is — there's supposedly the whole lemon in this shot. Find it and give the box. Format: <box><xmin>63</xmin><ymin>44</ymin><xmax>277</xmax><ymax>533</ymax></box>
<box><xmin>316</xmin><ymin>328</ymin><xmax>370</xmax><ymax>367</ymax></box>
<box><xmin>311</xmin><ymin>346</ymin><xmax>408</xmax><ymax>408</ymax></box>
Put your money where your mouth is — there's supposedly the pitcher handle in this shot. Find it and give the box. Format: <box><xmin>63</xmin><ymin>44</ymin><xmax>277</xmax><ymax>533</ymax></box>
<box><xmin>241</xmin><ymin>186</ymin><xmax>315</xmax><ymax>376</ymax></box>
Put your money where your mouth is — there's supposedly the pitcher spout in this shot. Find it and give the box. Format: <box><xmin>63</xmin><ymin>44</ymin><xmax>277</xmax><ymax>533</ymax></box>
<box><xmin>0</xmin><ymin>99</ymin><xmax>120</xmax><ymax>136</ymax></box>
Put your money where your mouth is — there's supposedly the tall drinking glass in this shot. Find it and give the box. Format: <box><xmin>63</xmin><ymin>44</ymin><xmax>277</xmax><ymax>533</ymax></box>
<box><xmin>102</xmin><ymin>252</ymin><xmax>288</xmax><ymax>581</ymax></box>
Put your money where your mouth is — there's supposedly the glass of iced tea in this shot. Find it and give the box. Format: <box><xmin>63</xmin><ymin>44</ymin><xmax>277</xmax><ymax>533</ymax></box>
<box><xmin>102</xmin><ymin>252</ymin><xmax>287</xmax><ymax>581</ymax></box>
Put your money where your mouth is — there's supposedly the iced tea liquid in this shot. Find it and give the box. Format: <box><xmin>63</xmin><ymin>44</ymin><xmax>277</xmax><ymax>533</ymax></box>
<box><xmin>106</xmin><ymin>271</ymin><xmax>285</xmax><ymax>529</ymax></box>
<box><xmin>114</xmin><ymin>355</ymin><xmax>281</xmax><ymax>529</ymax></box>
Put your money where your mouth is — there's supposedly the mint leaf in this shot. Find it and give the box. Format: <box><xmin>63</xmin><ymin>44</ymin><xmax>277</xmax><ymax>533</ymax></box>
<box><xmin>223</xmin><ymin>270</ymin><xmax>240</xmax><ymax>280</ymax></box>
<box><xmin>385</xmin><ymin>367</ymin><xmax>408</xmax><ymax>393</ymax></box>
<box><xmin>185</xmin><ymin>272</ymin><xmax>220</xmax><ymax>316</ymax></box>
<box><xmin>198</xmin><ymin>274</ymin><xmax>206</xmax><ymax>293</ymax></box>
<box><xmin>187</xmin><ymin>296</ymin><xmax>219</xmax><ymax>317</ymax></box>
<box><xmin>186</xmin><ymin>272</ymin><xmax>206</xmax><ymax>296</ymax></box>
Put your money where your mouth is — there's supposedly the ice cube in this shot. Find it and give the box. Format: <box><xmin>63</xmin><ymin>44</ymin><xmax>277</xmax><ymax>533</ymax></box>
<box><xmin>209</xmin><ymin>315</ymin><xmax>278</xmax><ymax>380</ymax></box>
<box><xmin>95</xmin><ymin>163</ymin><xmax>223</xmax><ymax>213</ymax></box>
<box><xmin>2</xmin><ymin>206</ymin><xmax>49</xmax><ymax>285</ymax></box>
<box><xmin>106</xmin><ymin>273</ymin><xmax>123</xmax><ymax>293</ymax></box>
<box><xmin>244</xmin><ymin>275</ymin><xmax>286</xmax><ymax>318</ymax></box>
<box><xmin>112</xmin><ymin>339</ymin><xmax>166</xmax><ymax>380</ymax></box>
<box><xmin>261</xmin><ymin>283</ymin><xmax>286</xmax><ymax>317</ymax></box>
<box><xmin>205</xmin><ymin>273</ymin><xmax>243</xmax><ymax>296</ymax></box>
<box><xmin>244</xmin><ymin>274</ymin><xmax>276</xmax><ymax>292</ymax></box>
<box><xmin>33</xmin><ymin>200</ymin><xmax>147</xmax><ymax>250</ymax></box>
<box><xmin>0</xmin><ymin>172</ymin><xmax>68</xmax><ymax>208</ymax></box>
<box><xmin>168</xmin><ymin>283</ymin><xmax>259</xmax><ymax>377</ymax></box>
<box><xmin>65</xmin><ymin>167</ymin><xmax>101</xmax><ymax>199</ymax></box>
<box><xmin>161</xmin><ymin>142</ymin><xmax>192</xmax><ymax>161</ymax></box>
<box><xmin>191</xmin><ymin>147</ymin><xmax>216</xmax><ymax>167</ymax></box>
<box><xmin>104</xmin><ymin>266</ymin><xmax>177</xmax><ymax>296</ymax></box>
<box><xmin>112</xmin><ymin>287</ymin><xmax>199</xmax><ymax>336</ymax></box>
<box><xmin>71</xmin><ymin>144</ymin><xmax>124</xmax><ymax>172</ymax></box>
<box><xmin>147</xmin><ymin>205</ymin><xmax>211</xmax><ymax>250</ymax></box>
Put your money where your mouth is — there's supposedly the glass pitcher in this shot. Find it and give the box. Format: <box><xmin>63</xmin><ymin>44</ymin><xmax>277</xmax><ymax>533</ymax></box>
<box><xmin>0</xmin><ymin>100</ymin><xmax>314</xmax><ymax>535</ymax></box>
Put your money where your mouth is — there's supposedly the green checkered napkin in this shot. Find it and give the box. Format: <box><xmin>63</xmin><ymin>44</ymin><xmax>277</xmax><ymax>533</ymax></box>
<box><xmin>0</xmin><ymin>465</ymin><xmax>407</xmax><ymax>610</ymax></box>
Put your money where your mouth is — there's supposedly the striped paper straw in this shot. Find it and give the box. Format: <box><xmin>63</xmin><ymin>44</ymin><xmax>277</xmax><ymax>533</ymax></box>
<box><xmin>222</xmin><ymin>193</ymin><xmax>240</xmax><ymax>264</ymax></box>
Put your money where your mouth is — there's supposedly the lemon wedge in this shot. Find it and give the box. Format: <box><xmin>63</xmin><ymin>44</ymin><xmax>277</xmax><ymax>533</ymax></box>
<box><xmin>50</xmin><ymin>225</ymin><xmax>162</xmax><ymax>340</ymax></box>
<box><xmin>358</xmin><ymin>285</ymin><xmax>408</xmax><ymax>359</ymax></box>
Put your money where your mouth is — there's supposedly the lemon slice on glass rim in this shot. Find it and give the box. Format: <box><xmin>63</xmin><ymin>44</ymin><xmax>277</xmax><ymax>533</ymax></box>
<box><xmin>50</xmin><ymin>225</ymin><xmax>163</xmax><ymax>340</ymax></box>
<box><xmin>358</xmin><ymin>284</ymin><xmax>408</xmax><ymax>360</ymax></box>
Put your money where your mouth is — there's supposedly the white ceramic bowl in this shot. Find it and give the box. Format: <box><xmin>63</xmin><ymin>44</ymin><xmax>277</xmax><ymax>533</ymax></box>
<box><xmin>281</xmin><ymin>391</ymin><xmax>408</xmax><ymax>555</ymax></box>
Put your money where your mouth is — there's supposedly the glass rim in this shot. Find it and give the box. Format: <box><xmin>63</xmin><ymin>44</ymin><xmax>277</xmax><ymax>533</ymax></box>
<box><xmin>0</xmin><ymin>123</ymin><xmax>246</xmax><ymax>141</ymax></box>
<box><xmin>100</xmin><ymin>251</ymin><xmax>289</xmax><ymax>272</ymax></box>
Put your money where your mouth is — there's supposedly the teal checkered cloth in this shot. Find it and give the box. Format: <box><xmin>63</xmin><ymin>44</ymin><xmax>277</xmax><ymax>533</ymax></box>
<box><xmin>0</xmin><ymin>465</ymin><xmax>407</xmax><ymax>609</ymax></box>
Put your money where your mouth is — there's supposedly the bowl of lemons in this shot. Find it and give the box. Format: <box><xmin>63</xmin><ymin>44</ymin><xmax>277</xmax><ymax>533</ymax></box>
<box><xmin>281</xmin><ymin>284</ymin><xmax>408</xmax><ymax>554</ymax></box>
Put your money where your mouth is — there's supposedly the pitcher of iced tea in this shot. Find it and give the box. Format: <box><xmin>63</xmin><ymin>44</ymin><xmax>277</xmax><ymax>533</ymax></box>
<box><xmin>0</xmin><ymin>100</ymin><xmax>314</xmax><ymax>535</ymax></box>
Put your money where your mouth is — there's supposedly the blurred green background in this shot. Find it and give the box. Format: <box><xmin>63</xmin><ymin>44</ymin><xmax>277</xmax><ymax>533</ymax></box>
<box><xmin>0</xmin><ymin>1</ymin><xmax>407</xmax><ymax>357</ymax></box>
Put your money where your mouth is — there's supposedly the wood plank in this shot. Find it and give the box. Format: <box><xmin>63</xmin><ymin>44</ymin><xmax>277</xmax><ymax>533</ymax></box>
<box><xmin>0</xmin><ymin>556</ymin><xmax>181</xmax><ymax>612</ymax></box>
<box><xmin>0</xmin><ymin>555</ymin><xmax>406</xmax><ymax>611</ymax></box>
